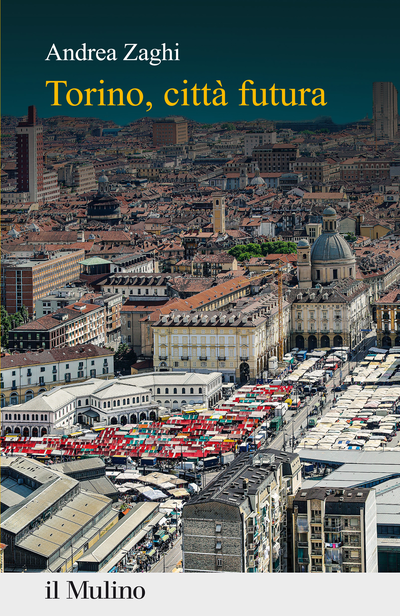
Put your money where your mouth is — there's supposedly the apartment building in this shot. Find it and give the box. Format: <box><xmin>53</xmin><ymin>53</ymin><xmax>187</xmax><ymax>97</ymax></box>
<box><xmin>8</xmin><ymin>302</ymin><xmax>106</xmax><ymax>352</ymax></box>
<box><xmin>153</xmin><ymin>306</ymin><xmax>284</xmax><ymax>384</ymax></box>
<box><xmin>292</xmin><ymin>156</ymin><xmax>340</xmax><ymax>182</ymax></box>
<box><xmin>153</xmin><ymin>117</ymin><xmax>188</xmax><ymax>147</ymax></box>
<box><xmin>81</xmin><ymin>292</ymin><xmax>122</xmax><ymax>347</ymax></box>
<box><xmin>182</xmin><ymin>449</ymin><xmax>301</xmax><ymax>572</ymax></box>
<box><xmin>1</xmin><ymin>249</ymin><xmax>85</xmax><ymax>316</ymax></box>
<box><xmin>340</xmin><ymin>158</ymin><xmax>391</xmax><ymax>182</ymax></box>
<box><xmin>244</xmin><ymin>131</ymin><xmax>277</xmax><ymax>156</ymax></box>
<box><xmin>58</xmin><ymin>162</ymin><xmax>97</xmax><ymax>193</ymax></box>
<box><xmin>252</xmin><ymin>143</ymin><xmax>299</xmax><ymax>173</ymax></box>
<box><xmin>100</xmin><ymin>274</ymin><xmax>170</xmax><ymax>301</ymax></box>
<box><xmin>192</xmin><ymin>253</ymin><xmax>237</xmax><ymax>277</ymax></box>
<box><xmin>0</xmin><ymin>344</ymin><xmax>114</xmax><ymax>408</ymax></box>
<box><xmin>291</xmin><ymin>487</ymin><xmax>378</xmax><ymax>573</ymax></box>
<box><xmin>35</xmin><ymin>287</ymin><xmax>87</xmax><ymax>317</ymax></box>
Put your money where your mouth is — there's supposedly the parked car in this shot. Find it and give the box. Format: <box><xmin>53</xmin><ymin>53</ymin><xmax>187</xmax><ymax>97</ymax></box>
<box><xmin>334</xmin><ymin>386</ymin><xmax>342</xmax><ymax>392</ymax></box>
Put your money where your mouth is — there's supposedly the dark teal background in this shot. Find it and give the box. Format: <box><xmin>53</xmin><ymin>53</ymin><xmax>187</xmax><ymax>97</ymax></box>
<box><xmin>2</xmin><ymin>0</ymin><xmax>400</xmax><ymax>124</ymax></box>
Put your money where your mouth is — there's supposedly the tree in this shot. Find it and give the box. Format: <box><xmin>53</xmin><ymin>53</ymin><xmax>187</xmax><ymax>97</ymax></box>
<box><xmin>344</xmin><ymin>232</ymin><xmax>357</xmax><ymax>243</ymax></box>
<box><xmin>1</xmin><ymin>306</ymin><xmax>12</xmax><ymax>348</ymax></box>
<box><xmin>228</xmin><ymin>240</ymin><xmax>297</xmax><ymax>262</ymax></box>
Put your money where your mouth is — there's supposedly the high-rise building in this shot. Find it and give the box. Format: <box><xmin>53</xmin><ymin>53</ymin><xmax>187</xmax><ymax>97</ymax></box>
<box><xmin>153</xmin><ymin>117</ymin><xmax>188</xmax><ymax>147</ymax></box>
<box><xmin>15</xmin><ymin>105</ymin><xmax>60</xmax><ymax>203</ymax></box>
<box><xmin>212</xmin><ymin>193</ymin><xmax>225</xmax><ymax>234</ymax></box>
<box><xmin>373</xmin><ymin>82</ymin><xmax>398</xmax><ymax>140</ymax></box>
<box><xmin>16</xmin><ymin>105</ymin><xmax>44</xmax><ymax>199</ymax></box>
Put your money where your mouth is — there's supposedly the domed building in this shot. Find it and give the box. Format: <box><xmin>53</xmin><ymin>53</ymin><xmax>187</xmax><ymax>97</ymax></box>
<box><xmin>291</xmin><ymin>206</ymin><xmax>371</xmax><ymax>353</ymax></box>
<box><xmin>250</xmin><ymin>166</ymin><xmax>265</xmax><ymax>186</ymax></box>
<box><xmin>298</xmin><ymin>207</ymin><xmax>356</xmax><ymax>288</ymax></box>
<box><xmin>86</xmin><ymin>173</ymin><xmax>122</xmax><ymax>225</ymax></box>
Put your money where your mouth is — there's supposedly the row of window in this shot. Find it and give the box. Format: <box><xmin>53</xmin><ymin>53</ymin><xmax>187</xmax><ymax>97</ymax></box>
<box><xmin>156</xmin><ymin>387</ymin><xmax>202</xmax><ymax>395</ymax></box>
<box><xmin>4</xmin><ymin>413</ymin><xmax>48</xmax><ymax>421</ymax></box>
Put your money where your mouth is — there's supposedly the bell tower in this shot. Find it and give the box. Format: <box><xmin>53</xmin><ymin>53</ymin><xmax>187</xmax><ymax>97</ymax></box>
<box><xmin>297</xmin><ymin>239</ymin><xmax>312</xmax><ymax>288</ymax></box>
<box><xmin>212</xmin><ymin>193</ymin><xmax>226</xmax><ymax>234</ymax></box>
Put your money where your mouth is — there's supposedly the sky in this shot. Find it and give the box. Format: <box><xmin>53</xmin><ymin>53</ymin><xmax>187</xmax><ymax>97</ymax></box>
<box><xmin>2</xmin><ymin>0</ymin><xmax>400</xmax><ymax>126</ymax></box>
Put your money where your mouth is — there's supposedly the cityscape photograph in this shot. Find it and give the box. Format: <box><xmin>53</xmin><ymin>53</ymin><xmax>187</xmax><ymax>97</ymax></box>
<box><xmin>2</xmin><ymin>0</ymin><xmax>400</xmax><ymax>582</ymax></box>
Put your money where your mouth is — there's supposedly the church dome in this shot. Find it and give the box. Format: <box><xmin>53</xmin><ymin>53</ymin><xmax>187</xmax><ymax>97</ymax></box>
<box><xmin>322</xmin><ymin>206</ymin><xmax>336</xmax><ymax>217</ymax></box>
<box><xmin>250</xmin><ymin>167</ymin><xmax>265</xmax><ymax>186</ymax></box>
<box><xmin>311</xmin><ymin>232</ymin><xmax>353</xmax><ymax>262</ymax></box>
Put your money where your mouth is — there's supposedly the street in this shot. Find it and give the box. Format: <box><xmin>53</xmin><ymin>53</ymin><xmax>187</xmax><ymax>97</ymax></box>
<box><xmin>150</xmin><ymin>538</ymin><xmax>182</xmax><ymax>573</ymax></box>
<box><xmin>270</xmin><ymin>330</ymin><xmax>376</xmax><ymax>452</ymax></box>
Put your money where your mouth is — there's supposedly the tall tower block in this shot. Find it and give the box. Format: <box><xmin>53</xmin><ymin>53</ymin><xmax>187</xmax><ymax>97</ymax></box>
<box><xmin>212</xmin><ymin>193</ymin><xmax>226</xmax><ymax>234</ymax></box>
<box><xmin>16</xmin><ymin>106</ymin><xmax>44</xmax><ymax>202</ymax></box>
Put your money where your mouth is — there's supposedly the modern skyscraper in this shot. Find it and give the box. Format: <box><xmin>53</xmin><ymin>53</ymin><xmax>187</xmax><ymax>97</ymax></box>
<box><xmin>16</xmin><ymin>105</ymin><xmax>44</xmax><ymax>200</ymax></box>
<box><xmin>373</xmin><ymin>82</ymin><xmax>398</xmax><ymax>140</ymax></box>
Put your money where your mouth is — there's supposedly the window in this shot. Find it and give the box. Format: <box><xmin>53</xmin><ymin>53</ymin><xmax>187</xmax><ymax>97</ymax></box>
<box><xmin>65</xmin><ymin>373</ymin><xmax>71</xmax><ymax>382</ymax></box>
<box><xmin>127</xmin><ymin>321</ymin><xmax>131</xmax><ymax>329</ymax></box>
<box><xmin>216</xmin><ymin>558</ymin><xmax>223</xmax><ymax>567</ymax></box>
<box><xmin>157</xmin><ymin>388</ymin><xmax>161</xmax><ymax>394</ymax></box>
<box><xmin>165</xmin><ymin>388</ymin><xmax>169</xmax><ymax>394</ymax></box>
<box><xmin>215</xmin><ymin>541</ymin><xmax>222</xmax><ymax>550</ymax></box>
<box><xmin>199</xmin><ymin>387</ymin><xmax>202</xmax><ymax>394</ymax></box>
<box><xmin>332</xmin><ymin>269</ymin><xmax>338</xmax><ymax>280</ymax></box>
<box><xmin>173</xmin><ymin>388</ymin><xmax>177</xmax><ymax>394</ymax></box>
<box><xmin>216</xmin><ymin>524</ymin><xmax>222</xmax><ymax>533</ymax></box>
<box><xmin>182</xmin><ymin>388</ymin><xmax>186</xmax><ymax>394</ymax></box>
<box><xmin>90</xmin><ymin>369</ymin><xmax>96</xmax><ymax>378</ymax></box>
<box><xmin>190</xmin><ymin>387</ymin><xmax>194</xmax><ymax>394</ymax></box>
<box><xmin>91</xmin><ymin>360</ymin><xmax>95</xmax><ymax>366</ymax></box>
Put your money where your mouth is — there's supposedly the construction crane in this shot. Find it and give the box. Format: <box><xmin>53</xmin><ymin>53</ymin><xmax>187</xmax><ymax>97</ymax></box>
<box><xmin>249</xmin><ymin>259</ymin><xmax>285</xmax><ymax>362</ymax></box>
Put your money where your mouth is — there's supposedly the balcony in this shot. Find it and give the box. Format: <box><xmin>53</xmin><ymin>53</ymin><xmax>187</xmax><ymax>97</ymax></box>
<box><xmin>297</xmin><ymin>557</ymin><xmax>309</xmax><ymax>564</ymax></box>
<box><xmin>311</xmin><ymin>516</ymin><xmax>322</xmax><ymax>523</ymax></box>
<box><xmin>325</xmin><ymin>523</ymin><xmax>342</xmax><ymax>532</ymax></box>
<box><xmin>181</xmin><ymin>356</ymin><xmax>189</xmax><ymax>361</ymax></box>
<box><xmin>311</xmin><ymin>549</ymin><xmax>323</xmax><ymax>556</ymax></box>
<box><xmin>218</xmin><ymin>357</ymin><xmax>226</xmax><ymax>361</ymax></box>
<box><xmin>297</xmin><ymin>541</ymin><xmax>309</xmax><ymax>548</ymax></box>
<box><xmin>159</xmin><ymin>355</ymin><xmax>167</xmax><ymax>360</ymax></box>
<box><xmin>240</xmin><ymin>356</ymin><xmax>249</xmax><ymax>361</ymax></box>
<box><xmin>199</xmin><ymin>356</ymin><xmax>208</xmax><ymax>361</ymax></box>
<box><xmin>311</xmin><ymin>533</ymin><xmax>322</xmax><ymax>540</ymax></box>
